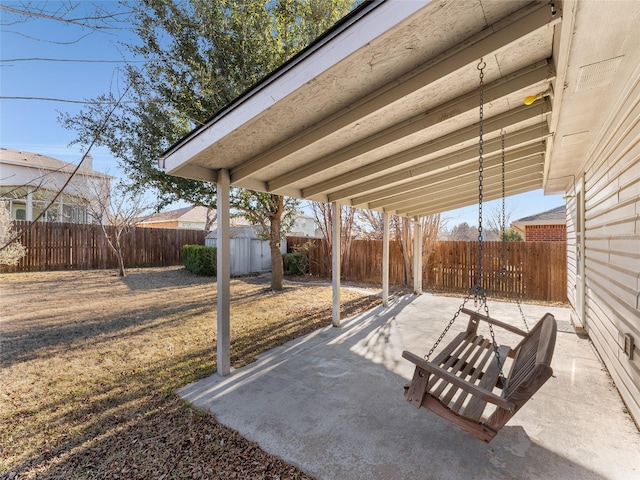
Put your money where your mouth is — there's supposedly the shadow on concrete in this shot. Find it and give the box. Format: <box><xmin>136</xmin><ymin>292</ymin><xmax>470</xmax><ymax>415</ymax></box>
<box><xmin>181</xmin><ymin>294</ymin><xmax>640</xmax><ymax>479</ymax></box>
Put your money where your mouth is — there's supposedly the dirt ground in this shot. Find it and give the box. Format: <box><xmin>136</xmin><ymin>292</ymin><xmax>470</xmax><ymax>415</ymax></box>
<box><xmin>0</xmin><ymin>267</ymin><xmax>381</xmax><ymax>479</ymax></box>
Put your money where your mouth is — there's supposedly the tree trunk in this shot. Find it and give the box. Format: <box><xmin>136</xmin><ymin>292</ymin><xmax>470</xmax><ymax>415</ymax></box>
<box><xmin>116</xmin><ymin>251</ymin><xmax>127</xmax><ymax>277</ymax></box>
<box><xmin>114</xmin><ymin>234</ymin><xmax>127</xmax><ymax>277</ymax></box>
<box><xmin>395</xmin><ymin>217</ymin><xmax>413</xmax><ymax>286</ymax></box>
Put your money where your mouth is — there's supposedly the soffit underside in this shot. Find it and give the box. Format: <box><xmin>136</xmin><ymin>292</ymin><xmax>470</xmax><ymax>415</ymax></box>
<box><xmin>166</xmin><ymin>0</ymin><xmax>562</xmax><ymax>217</ymax></box>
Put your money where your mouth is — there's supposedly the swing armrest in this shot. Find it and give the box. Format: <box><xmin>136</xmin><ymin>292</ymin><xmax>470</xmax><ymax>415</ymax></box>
<box><xmin>461</xmin><ymin>308</ymin><xmax>528</xmax><ymax>337</ymax></box>
<box><xmin>402</xmin><ymin>350</ymin><xmax>512</xmax><ymax>411</ymax></box>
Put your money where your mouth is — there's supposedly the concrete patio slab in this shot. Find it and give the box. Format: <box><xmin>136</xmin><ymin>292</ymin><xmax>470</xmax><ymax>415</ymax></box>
<box><xmin>179</xmin><ymin>293</ymin><xmax>640</xmax><ymax>480</ymax></box>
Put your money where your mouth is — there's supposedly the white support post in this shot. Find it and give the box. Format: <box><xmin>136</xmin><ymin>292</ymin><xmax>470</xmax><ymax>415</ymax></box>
<box><xmin>332</xmin><ymin>202</ymin><xmax>341</xmax><ymax>327</ymax></box>
<box><xmin>413</xmin><ymin>216</ymin><xmax>423</xmax><ymax>295</ymax></box>
<box><xmin>26</xmin><ymin>187</ymin><xmax>33</xmax><ymax>221</ymax></box>
<box><xmin>382</xmin><ymin>210</ymin><xmax>390</xmax><ymax>307</ymax></box>
<box><xmin>217</xmin><ymin>168</ymin><xmax>231</xmax><ymax>376</ymax></box>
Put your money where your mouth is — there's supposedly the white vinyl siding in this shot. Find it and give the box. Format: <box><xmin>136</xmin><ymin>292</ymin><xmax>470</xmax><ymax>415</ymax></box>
<box><xmin>565</xmin><ymin>194</ymin><xmax>578</xmax><ymax>311</ymax></box>
<box><xmin>577</xmin><ymin>68</ymin><xmax>640</xmax><ymax>426</ymax></box>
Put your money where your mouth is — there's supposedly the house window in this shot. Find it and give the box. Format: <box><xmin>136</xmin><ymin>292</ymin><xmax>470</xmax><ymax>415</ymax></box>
<box><xmin>62</xmin><ymin>204</ymin><xmax>88</xmax><ymax>224</ymax></box>
<box><xmin>8</xmin><ymin>200</ymin><xmax>27</xmax><ymax>221</ymax></box>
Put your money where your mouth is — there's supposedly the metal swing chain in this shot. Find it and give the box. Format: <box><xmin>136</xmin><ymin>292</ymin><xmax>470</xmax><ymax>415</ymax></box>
<box><xmin>424</xmin><ymin>60</ymin><xmax>512</xmax><ymax>398</ymax></box>
<box><xmin>424</xmin><ymin>296</ymin><xmax>471</xmax><ymax>361</ymax></box>
<box><xmin>424</xmin><ymin>59</ymin><xmax>486</xmax><ymax>360</ymax></box>
<box><xmin>503</xmin><ymin>134</ymin><xmax>529</xmax><ymax>332</ymax></box>
<box><xmin>476</xmin><ymin>60</ymin><xmax>508</xmax><ymax>395</ymax></box>
<box><xmin>501</xmin><ymin>131</ymin><xmax>507</xmax><ymax>269</ymax></box>
<box><xmin>501</xmin><ymin>131</ymin><xmax>530</xmax><ymax>332</ymax></box>
<box><xmin>492</xmin><ymin>130</ymin><xmax>530</xmax><ymax>333</ymax></box>
<box><xmin>475</xmin><ymin>59</ymin><xmax>485</xmax><ymax>300</ymax></box>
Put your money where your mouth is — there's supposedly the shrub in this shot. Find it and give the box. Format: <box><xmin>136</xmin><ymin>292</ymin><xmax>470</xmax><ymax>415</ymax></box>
<box><xmin>282</xmin><ymin>252</ymin><xmax>306</xmax><ymax>275</ymax></box>
<box><xmin>183</xmin><ymin>245</ymin><xmax>216</xmax><ymax>276</ymax></box>
<box><xmin>500</xmin><ymin>229</ymin><xmax>524</xmax><ymax>241</ymax></box>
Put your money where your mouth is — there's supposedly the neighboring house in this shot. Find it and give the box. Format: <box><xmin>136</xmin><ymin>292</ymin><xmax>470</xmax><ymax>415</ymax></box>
<box><xmin>289</xmin><ymin>214</ymin><xmax>321</xmax><ymax>238</ymax></box>
<box><xmin>205</xmin><ymin>226</ymin><xmax>274</xmax><ymax>276</ymax></box>
<box><xmin>511</xmin><ymin>205</ymin><xmax>566</xmax><ymax>242</ymax></box>
<box><xmin>139</xmin><ymin>207</ymin><xmax>319</xmax><ymax>237</ymax></box>
<box><xmin>0</xmin><ymin>148</ymin><xmax>111</xmax><ymax>224</ymax></box>
<box><xmin>137</xmin><ymin>205</ymin><xmax>215</xmax><ymax>230</ymax></box>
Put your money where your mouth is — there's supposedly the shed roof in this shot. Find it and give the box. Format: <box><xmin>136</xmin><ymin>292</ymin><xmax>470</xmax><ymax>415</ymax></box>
<box><xmin>161</xmin><ymin>0</ymin><xmax>640</xmax><ymax>218</ymax></box>
<box><xmin>207</xmin><ymin>225</ymin><xmax>259</xmax><ymax>240</ymax></box>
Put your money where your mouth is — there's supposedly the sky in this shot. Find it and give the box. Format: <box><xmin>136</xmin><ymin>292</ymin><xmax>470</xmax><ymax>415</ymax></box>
<box><xmin>0</xmin><ymin>1</ymin><xmax>137</xmax><ymax>177</ymax></box>
<box><xmin>0</xmin><ymin>1</ymin><xmax>565</xmax><ymax>225</ymax></box>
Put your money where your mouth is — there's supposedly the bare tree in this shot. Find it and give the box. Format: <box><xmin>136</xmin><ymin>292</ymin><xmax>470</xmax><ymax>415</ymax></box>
<box><xmin>355</xmin><ymin>209</ymin><xmax>384</xmax><ymax>240</ymax></box>
<box><xmin>344</xmin><ymin>208</ymin><xmax>442</xmax><ymax>285</ymax></box>
<box><xmin>421</xmin><ymin>214</ymin><xmax>440</xmax><ymax>267</ymax></box>
<box><xmin>486</xmin><ymin>205</ymin><xmax>517</xmax><ymax>240</ymax></box>
<box><xmin>0</xmin><ymin>2</ymin><xmax>133</xmax><ymax>43</ymax></box>
<box><xmin>392</xmin><ymin>214</ymin><xmax>441</xmax><ymax>286</ymax></box>
<box><xmin>310</xmin><ymin>202</ymin><xmax>356</xmax><ymax>272</ymax></box>
<box><xmin>449</xmin><ymin>222</ymin><xmax>480</xmax><ymax>241</ymax></box>
<box><xmin>0</xmin><ymin>201</ymin><xmax>27</xmax><ymax>266</ymax></box>
<box><xmin>80</xmin><ymin>178</ymin><xmax>152</xmax><ymax>277</ymax></box>
<box><xmin>392</xmin><ymin>216</ymin><xmax>414</xmax><ymax>285</ymax></box>
<box><xmin>341</xmin><ymin>206</ymin><xmax>356</xmax><ymax>271</ymax></box>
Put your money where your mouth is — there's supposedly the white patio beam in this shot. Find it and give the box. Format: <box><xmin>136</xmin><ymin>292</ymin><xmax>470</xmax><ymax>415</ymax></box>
<box><xmin>269</xmin><ymin>61</ymin><xmax>553</xmax><ymax>193</ymax></box>
<box><xmin>397</xmin><ymin>179</ymin><xmax>542</xmax><ymax>218</ymax></box>
<box><xmin>351</xmin><ymin>144</ymin><xmax>544</xmax><ymax>206</ymax></box>
<box><xmin>216</xmin><ymin>168</ymin><xmax>231</xmax><ymax>377</ymax></box>
<box><xmin>170</xmin><ymin>164</ymin><xmax>218</xmax><ymax>183</ymax></box>
<box><xmin>364</xmin><ymin>152</ymin><xmax>544</xmax><ymax>210</ymax></box>
<box><xmin>353</xmin><ymin>132</ymin><xmax>544</xmax><ymax>209</ymax></box>
<box><xmin>332</xmin><ymin>202</ymin><xmax>341</xmax><ymax>327</ymax></box>
<box><xmin>400</xmin><ymin>182</ymin><xmax>542</xmax><ymax>218</ymax></box>
<box><xmin>381</xmin><ymin>163</ymin><xmax>543</xmax><ymax>211</ymax></box>
<box><xmin>395</xmin><ymin>172</ymin><xmax>542</xmax><ymax>216</ymax></box>
<box><xmin>310</xmin><ymin>103</ymin><xmax>550</xmax><ymax>201</ymax></box>
<box><xmin>377</xmin><ymin>164</ymin><xmax>543</xmax><ymax>213</ymax></box>
<box><xmin>232</xmin><ymin>3</ymin><xmax>558</xmax><ymax>184</ymax></box>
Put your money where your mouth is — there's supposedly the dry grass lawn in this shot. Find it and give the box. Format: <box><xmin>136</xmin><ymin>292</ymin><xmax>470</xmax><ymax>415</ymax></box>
<box><xmin>0</xmin><ymin>267</ymin><xmax>381</xmax><ymax>479</ymax></box>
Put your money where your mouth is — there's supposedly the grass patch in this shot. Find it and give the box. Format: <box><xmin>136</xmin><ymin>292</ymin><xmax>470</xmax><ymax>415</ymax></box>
<box><xmin>0</xmin><ymin>267</ymin><xmax>380</xmax><ymax>479</ymax></box>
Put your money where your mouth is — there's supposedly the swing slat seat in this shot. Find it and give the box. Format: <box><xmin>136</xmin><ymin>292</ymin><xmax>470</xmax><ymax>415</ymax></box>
<box><xmin>403</xmin><ymin>310</ymin><xmax>557</xmax><ymax>442</ymax></box>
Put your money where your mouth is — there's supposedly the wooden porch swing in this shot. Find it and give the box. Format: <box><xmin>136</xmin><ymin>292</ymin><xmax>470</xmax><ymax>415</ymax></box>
<box><xmin>402</xmin><ymin>59</ymin><xmax>557</xmax><ymax>443</ymax></box>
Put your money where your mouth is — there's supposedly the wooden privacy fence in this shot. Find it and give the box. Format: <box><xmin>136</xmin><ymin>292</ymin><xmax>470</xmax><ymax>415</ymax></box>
<box><xmin>3</xmin><ymin>221</ymin><xmax>207</xmax><ymax>272</ymax></box>
<box><xmin>287</xmin><ymin>237</ymin><xmax>567</xmax><ymax>302</ymax></box>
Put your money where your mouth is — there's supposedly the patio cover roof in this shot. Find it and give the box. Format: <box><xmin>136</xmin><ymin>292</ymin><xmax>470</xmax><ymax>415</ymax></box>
<box><xmin>161</xmin><ymin>0</ymin><xmax>640</xmax><ymax>218</ymax></box>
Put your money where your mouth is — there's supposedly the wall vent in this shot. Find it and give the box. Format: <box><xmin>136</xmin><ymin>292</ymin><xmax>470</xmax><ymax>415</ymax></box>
<box><xmin>576</xmin><ymin>56</ymin><xmax>623</xmax><ymax>91</ymax></box>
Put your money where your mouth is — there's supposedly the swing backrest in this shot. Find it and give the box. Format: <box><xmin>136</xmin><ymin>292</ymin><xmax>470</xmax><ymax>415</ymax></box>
<box><xmin>505</xmin><ymin>313</ymin><xmax>556</xmax><ymax>398</ymax></box>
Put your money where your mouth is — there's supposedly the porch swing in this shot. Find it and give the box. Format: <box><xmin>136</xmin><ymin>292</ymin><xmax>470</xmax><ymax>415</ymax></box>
<box><xmin>402</xmin><ymin>59</ymin><xmax>557</xmax><ymax>443</ymax></box>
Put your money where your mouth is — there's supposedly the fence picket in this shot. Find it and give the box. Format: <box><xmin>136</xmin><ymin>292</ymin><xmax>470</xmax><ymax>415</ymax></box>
<box><xmin>4</xmin><ymin>225</ymin><xmax>566</xmax><ymax>303</ymax></box>
<box><xmin>287</xmin><ymin>236</ymin><xmax>567</xmax><ymax>302</ymax></box>
<box><xmin>3</xmin><ymin>221</ymin><xmax>207</xmax><ymax>273</ymax></box>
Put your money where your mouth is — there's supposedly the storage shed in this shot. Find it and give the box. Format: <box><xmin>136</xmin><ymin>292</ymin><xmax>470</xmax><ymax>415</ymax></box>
<box><xmin>205</xmin><ymin>226</ymin><xmax>272</xmax><ymax>276</ymax></box>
